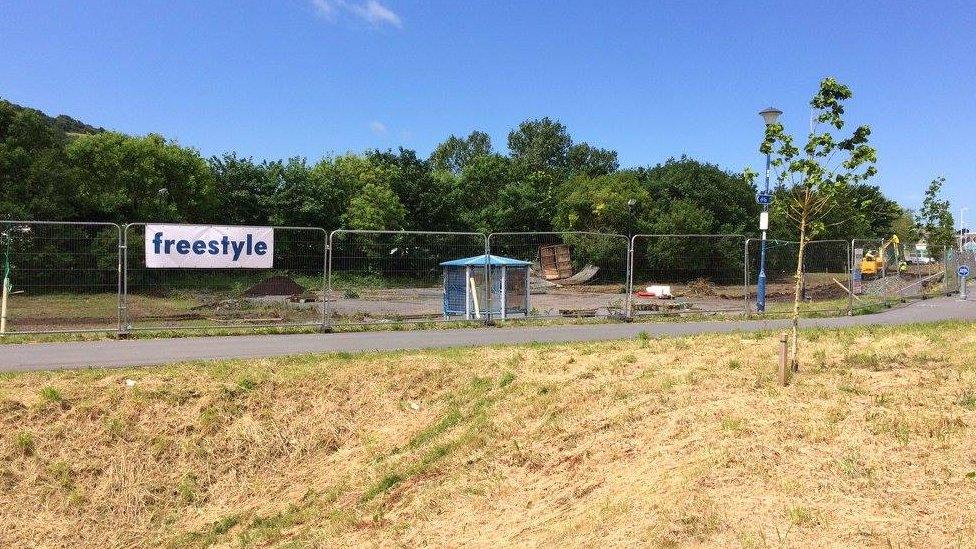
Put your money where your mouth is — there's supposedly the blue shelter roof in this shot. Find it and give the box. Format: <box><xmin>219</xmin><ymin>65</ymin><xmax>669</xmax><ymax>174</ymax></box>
<box><xmin>439</xmin><ymin>254</ymin><xmax>532</xmax><ymax>267</ymax></box>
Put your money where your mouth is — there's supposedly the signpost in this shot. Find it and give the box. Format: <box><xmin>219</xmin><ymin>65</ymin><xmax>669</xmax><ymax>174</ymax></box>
<box><xmin>960</xmin><ymin>265</ymin><xmax>970</xmax><ymax>301</ymax></box>
<box><xmin>756</xmin><ymin>193</ymin><xmax>773</xmax><ymax>205</ymax></box>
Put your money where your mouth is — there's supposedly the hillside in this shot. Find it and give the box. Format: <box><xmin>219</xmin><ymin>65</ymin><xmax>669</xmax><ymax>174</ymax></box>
<box><xmin>2</xmin><ymin>322</ymin><xmax>976</xmax><ymax>546</ymax></box>
<box><xmin>0</xmin><ymin>98</ymin><xmax>105</xmax><ymax>136</ymax></box>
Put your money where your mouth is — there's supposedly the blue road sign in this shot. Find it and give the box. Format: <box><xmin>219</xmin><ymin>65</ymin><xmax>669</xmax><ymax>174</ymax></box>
<box><xmin>959</xmin><ymin>265</ymin><xmax>970</xmax><ymax>277</ymax></box>
<box><xmin>756</xmin><ymin>193</ymin><xmax>773</xmax><ymax>205</ymax></box>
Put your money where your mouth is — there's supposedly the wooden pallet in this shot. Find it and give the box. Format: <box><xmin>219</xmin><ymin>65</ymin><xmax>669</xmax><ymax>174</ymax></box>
<box><xmin>540</xmin><ymin>244</ymin><xmax>573</xmax><ymax>280</ymax></box>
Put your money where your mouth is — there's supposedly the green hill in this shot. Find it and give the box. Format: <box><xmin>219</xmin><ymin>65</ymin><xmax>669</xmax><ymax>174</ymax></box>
<box><xmin>0</xmin><ymin>98</ymin><xmax>105</xmax><ymax>137</ymax></box>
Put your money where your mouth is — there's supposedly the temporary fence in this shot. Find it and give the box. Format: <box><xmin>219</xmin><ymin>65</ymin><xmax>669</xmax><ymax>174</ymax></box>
<box><xmin>851</xmin><ymin>238</ymin><xmax>886</xmax><ymax>309</ymax></box>
<box><xmin>487</xmin><ymin>232</ymin><xmax>630</xmax><ymax>319</ymax></box>
<box><xmin>851</xmin><ymin>239</ymin><xmax>950</xmax><ymax>306</ymax></box>
<box><xmin>800</xmin><ymin>240</ymin><xmax>852</xmax><ymax>315</ymax></box>
<box><xmin>745</xmin><ymin>238</ymin><xmax>794</xmax><ymax>314</ymax></box>
<box><xmin>945</xmin><ymin>247</ymin><xmax>976</xmax><ymax>296</ymax></box>
<box><xmin>746</xmin><ymin>239</ymin><xmax>852</xmax><ymax>315</ymax></box>
<box><xmin>327</xmin><ymin>230</ymin><xmax>488</xmax><ymax>326</ymax></box>
<box><xmin>0</xmin><ymin>220</ymin><xmax>122</xmax><ymax>334</ymax></box>
<box><xmin>630</xmin><ymin>234</ymin><xmax>747</xmax><ymax>316</ymax></box>
<box><xmin>121</xmin><ymin>224</ymin><xmax>327</xmax><ymax>332</ymax></box>
<box><xmin>5</xmin><ymin>219</ymin><xmax>967</xmax><ymax>336</ymax></box>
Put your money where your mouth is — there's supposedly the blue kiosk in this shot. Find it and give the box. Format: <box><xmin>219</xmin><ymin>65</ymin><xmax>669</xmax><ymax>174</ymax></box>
<box><xmin>440</xmin><ymin>254</ymin><xmax>531</xmax><ymax>320</ymax></box>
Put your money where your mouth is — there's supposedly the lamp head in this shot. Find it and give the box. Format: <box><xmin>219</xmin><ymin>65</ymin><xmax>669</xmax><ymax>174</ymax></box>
<box><xmin>759</xmin><ymin>107</ymin><xmax>783</xmax><ymax>126</ymax></box>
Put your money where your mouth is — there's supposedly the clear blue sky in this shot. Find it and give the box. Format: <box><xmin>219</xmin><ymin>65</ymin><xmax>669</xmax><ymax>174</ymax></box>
<box><xmin>1</xmin><ymin>0</ymin><xmax>972</xmax><ymax>218</ymax></box>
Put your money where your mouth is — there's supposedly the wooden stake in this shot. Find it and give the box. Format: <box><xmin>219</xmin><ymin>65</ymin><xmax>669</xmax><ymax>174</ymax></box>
<box><xmin>778</xmin><ymin>332</ymin><xmax>789</xmax><ymax>386</ymax></box>
<box><xmin>469</xmin><ymin>277</ymin><xmax>481</xmax><ymax>319</ymax></box>
<box><xmin>831</xmin><ymin>277</ymin><xmax>862</xmax><ymax>302</ymax></box>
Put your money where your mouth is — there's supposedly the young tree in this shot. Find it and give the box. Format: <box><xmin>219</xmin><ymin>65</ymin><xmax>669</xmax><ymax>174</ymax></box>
<box><xmin>915</xmin><ymin>177</ymin><xmax>954</xmax><ymax>259</ymax></box>
<box><xmin>756</xmin><ymin>78</ymin><xmax>877</xmax><ymax>374</ymax></box>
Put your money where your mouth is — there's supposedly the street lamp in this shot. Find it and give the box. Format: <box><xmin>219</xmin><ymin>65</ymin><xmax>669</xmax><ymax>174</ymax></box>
<box><xmin>756</xmin><ymin>107</ymin><xmax>782</xmax><ymax>313</ymax></box>
<box><xmin>627</xmin><ymin>198</ymin><xmax>637</xmax><ymax>234</ymax></box>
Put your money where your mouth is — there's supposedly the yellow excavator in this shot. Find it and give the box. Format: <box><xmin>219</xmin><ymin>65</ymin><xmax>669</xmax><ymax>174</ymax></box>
<box><xmin>860</xmin><ymin>235</ymin><xmax>906</xmax><ymax>279</ymax></box>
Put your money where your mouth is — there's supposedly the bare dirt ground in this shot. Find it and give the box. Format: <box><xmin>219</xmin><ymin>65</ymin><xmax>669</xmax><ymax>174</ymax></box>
<box><xmin>2</xmin><ymin>322</ymin><xmax>975</xmax><ymax>547</ymax></box>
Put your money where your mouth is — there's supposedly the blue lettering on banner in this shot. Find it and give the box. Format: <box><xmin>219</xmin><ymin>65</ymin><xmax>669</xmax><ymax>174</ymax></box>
<box><xmin>145</xmin><ymin>224</ymin><xmax>274</xmax><ymax>269</ymax></box>
<box><xmin>151</xmin><ymin>232</ymin><xmax>269</xmax><ymax>260</ymax></box>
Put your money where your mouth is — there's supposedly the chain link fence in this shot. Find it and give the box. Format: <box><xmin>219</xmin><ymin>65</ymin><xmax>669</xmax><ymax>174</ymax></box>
<box><xmin>122</xmin><ymin>224</ymin><xmax>326</xmax><ymax>332</ymax></box>
<box><xmin>487</xmin><ymin>232</ymin><xmax>630</xmax><ymax>319</ymax></box>
<box><xmin>630</xmin><ymin>234</ymin><xmax>746</xmax><ymax>316</ymax></box>
<box><xmin>1</xmin><ymin>221</ymin><xmax>122</xmax><ymax>334</ymax></box>
<box><xmin>327</xmin><ymin>230</ymin><xmax>488</xmax><ymax>326</ymax></box>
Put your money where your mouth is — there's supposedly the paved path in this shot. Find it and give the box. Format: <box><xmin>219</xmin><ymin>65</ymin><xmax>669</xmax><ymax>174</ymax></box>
<box><xmin>2</xmin><ymin>298</ymin><xmax>974</xmax><ymax>372</ymax></box>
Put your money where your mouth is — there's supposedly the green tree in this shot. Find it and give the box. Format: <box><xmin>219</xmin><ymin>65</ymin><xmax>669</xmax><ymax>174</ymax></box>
<box><xmin>638</xmin><ymin>156</ymin><xmax>759</xmax><ymax>235</ymax></box>
<box><xmin>272</xmin><ymin>154</ymin><xmax>399</xmax><ymax>229</ymax></box>
<box><xmin>0</xmin><ymin>103</ymin><xmax>74</xmax><ymax>220</ymax></box>
<box><xmin>495</xmin><ymin>170</ymin><xmax>560</xmax><ymax>232</ymax></box>
<box><xmin>915</xmin><ymin>177</ymin><xmax>954</xmax><ymax>259</ymax></box>
<box><xmin>429</xmin><ymin>131</ymin><xmax>492</xmax><ymax>174</ymax></box>
<box><xmin>757</xmin><ymin>77</ymin><xmax>877</xmax><ymax>375</ymax></box>
<box><xmin>891</xmin><ymin>210</ymin><xmax>920</xmax><ymax>244</ymax></box>
<box><xmin>64</xmin><ymin>132</ymin><xmax>215</xmax><ymax>223</ymax></box>
<box><xmin>455</xmin><ymin>153</ymin><xmax>511</xmax><ymax>232</ymax></box>
<box><xmin>507</xmin><ymin>117</ymin><xmax>572</xmax><ymax>173</ymax></box>
<box><xmin>209</xmin><ymin>153</ymin><xmax>279</xmax><ymax>226</ymax></box>
<box><xmin>343</xmin><ymin>182</ymin><xmax>406</xmax><ymax>230</ymax></box>
<box><xmin>567</xmin><ymin>142</ymin><xmax>619</xmax><ymax>178</ymax></box>
<box><xmin>369</xmin><ymin>148</ymin><xmax>458</xmax><ymax>231</ymax></box>
<box><xmin>555</xmin><ymin>171</ymin><xmax>648</xmax><ymax>234</ymax></box>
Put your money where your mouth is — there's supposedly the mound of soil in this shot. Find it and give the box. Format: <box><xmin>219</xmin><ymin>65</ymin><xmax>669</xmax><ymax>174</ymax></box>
<box><xmin>243</xmin><ymin>276</ymin><xmax>306</xmax><ymax>297</ymax></box>
<box><xmin>803</xmin><ymin>283</ymin><xmax>848</xmax><ymax>300</ymax></box>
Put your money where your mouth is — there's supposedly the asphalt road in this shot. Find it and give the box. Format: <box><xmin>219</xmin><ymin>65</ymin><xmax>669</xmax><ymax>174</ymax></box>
<box><xmin>2</xmin><ymin>298</ymin><xmax>974</xmax><ymax>372</ymax></box>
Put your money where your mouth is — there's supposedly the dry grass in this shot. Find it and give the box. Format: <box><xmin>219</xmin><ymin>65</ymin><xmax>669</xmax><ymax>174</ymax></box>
<box><xmin>2</xmin><ymin>322</ymin><xmax>976</xmax><ymax>547</ymax></box>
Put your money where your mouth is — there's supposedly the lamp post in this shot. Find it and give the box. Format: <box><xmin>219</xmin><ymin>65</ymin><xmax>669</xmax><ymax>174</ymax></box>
<box><xmin>961</xmin><ymin>207</ymin><xmax>969</xmax><ymax>251</ymax></box>
<box><xmin>756</xmin><ymin>107</ymin><xmax>783</xmax><ymax>313</ymax></box>
<box><xmin>627</xmin><ymin>198</ymin><xmax>637</xmax><ymax>238</ymax></box>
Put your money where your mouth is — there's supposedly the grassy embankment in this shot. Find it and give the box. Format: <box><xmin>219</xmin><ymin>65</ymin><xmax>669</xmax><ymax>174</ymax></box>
<box><xmin>2</xmin><ymin>321</ymin><xmax>976</xmax><ymax>546</ymax></box>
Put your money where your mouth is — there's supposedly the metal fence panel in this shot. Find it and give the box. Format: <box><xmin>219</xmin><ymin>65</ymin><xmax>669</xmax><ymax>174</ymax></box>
<box><xmin>122</xmin><ymin>224</ymin><xmax>326</xmax><ymax>332</ymax></box>
<box><xmin>745</xmin><ymin>238</ymin><xmax>795</xmax><ymax>314</ymax></box>
<box><xmin>851</xmin><ymin>238</ymin><xmax>947</xmax><ymax>304</ymax></box>
<box><xmin>850</xmin><ymin>238</ymin><xmax>886</xmax><ymax>308</ymax></box>
<box><xmin>1</xmin><ymin>220</ymin><xmax>121</xmax><ymax>334</ymax></box>
<box><xmin>945</xmin><ymin>247</ymin><xmax>976</xmax><ymax>296</ymax></box>
<box><xmin>486</xmin><ymin>232</ymin><xmax>630</xmax><ymax>319</ymax></box>
<box><xmin>801</xmin><ymin>240</ymin><xmax>852</xmax><ymax>314</ymax></box>
<box><xmin>630</xmin><ymin>234</ymin><xmax>746</xmax><ymax>316</ymax></box>
<box><xmin>746</xmin><ymin>239</ymin><xmax>851</xmax><ymax>315</ymax></box>
<box><xmin>327</xmin><ymin>230</ymin><xmax>488</xmax><ymax>326</ymax></box>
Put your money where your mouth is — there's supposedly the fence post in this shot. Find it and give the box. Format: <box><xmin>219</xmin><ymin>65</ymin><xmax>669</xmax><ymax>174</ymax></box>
<box><xmin>116</xmin><ymin>223</ymin><xmax>124</xmax><ymax>337</ymax></box>
<box><xmin>321</xmin><ymin>230</ymin><xmax>330</xmax><ymax>332</ymax></box>
<box><xmin>743</xmin><ymin>238</ymin><xmax>750</xmax><ymax>315</ymax></box>
<box><xmin>484</xmin><ymin>234</ymin><xmax>493</xmax><ymax>326</ymax></box>
<box><xmin>848</xmin><ymin>240</ymin><xmax>855</xmax><ymax>314</ymax></box>
<box><xmin>119</xmin><ymin>223</ymin><xmax>131</xmax><ymax>337</ymax></box>
<box><xmin>325</xmin><ymin>230</ymin><xmax>335</xmax><ymax>331</ymax></box>
<box><xmin>625</xmin><ymin>235</ymin><xmax>634</xmax><ymax>319</ymax></box>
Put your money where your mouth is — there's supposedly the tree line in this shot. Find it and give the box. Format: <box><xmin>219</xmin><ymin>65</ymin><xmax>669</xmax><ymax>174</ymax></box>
<box><xmin>1</xmin><ymin>98</ymin><xmax>913</xmax><ymax>243</ymax></box>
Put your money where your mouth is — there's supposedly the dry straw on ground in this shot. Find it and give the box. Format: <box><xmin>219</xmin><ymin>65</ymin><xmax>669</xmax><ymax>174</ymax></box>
<box><xmin>2</xmin><ymin>322</ymin><xmax>976</xmax><ymax>547</ymax></box>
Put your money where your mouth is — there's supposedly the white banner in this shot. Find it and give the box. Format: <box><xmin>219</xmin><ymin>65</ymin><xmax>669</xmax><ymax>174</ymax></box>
<box><xmin>144</xmin><ymin>224</ymin><xmax>274</xmax><ymax>268</ymax></box>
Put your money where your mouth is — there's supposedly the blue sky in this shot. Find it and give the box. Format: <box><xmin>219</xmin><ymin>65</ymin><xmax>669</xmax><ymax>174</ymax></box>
<box><xmin>1</xmin><ymin>1</ymin><xmax>972</xmax><ymax>218</ymax></box>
